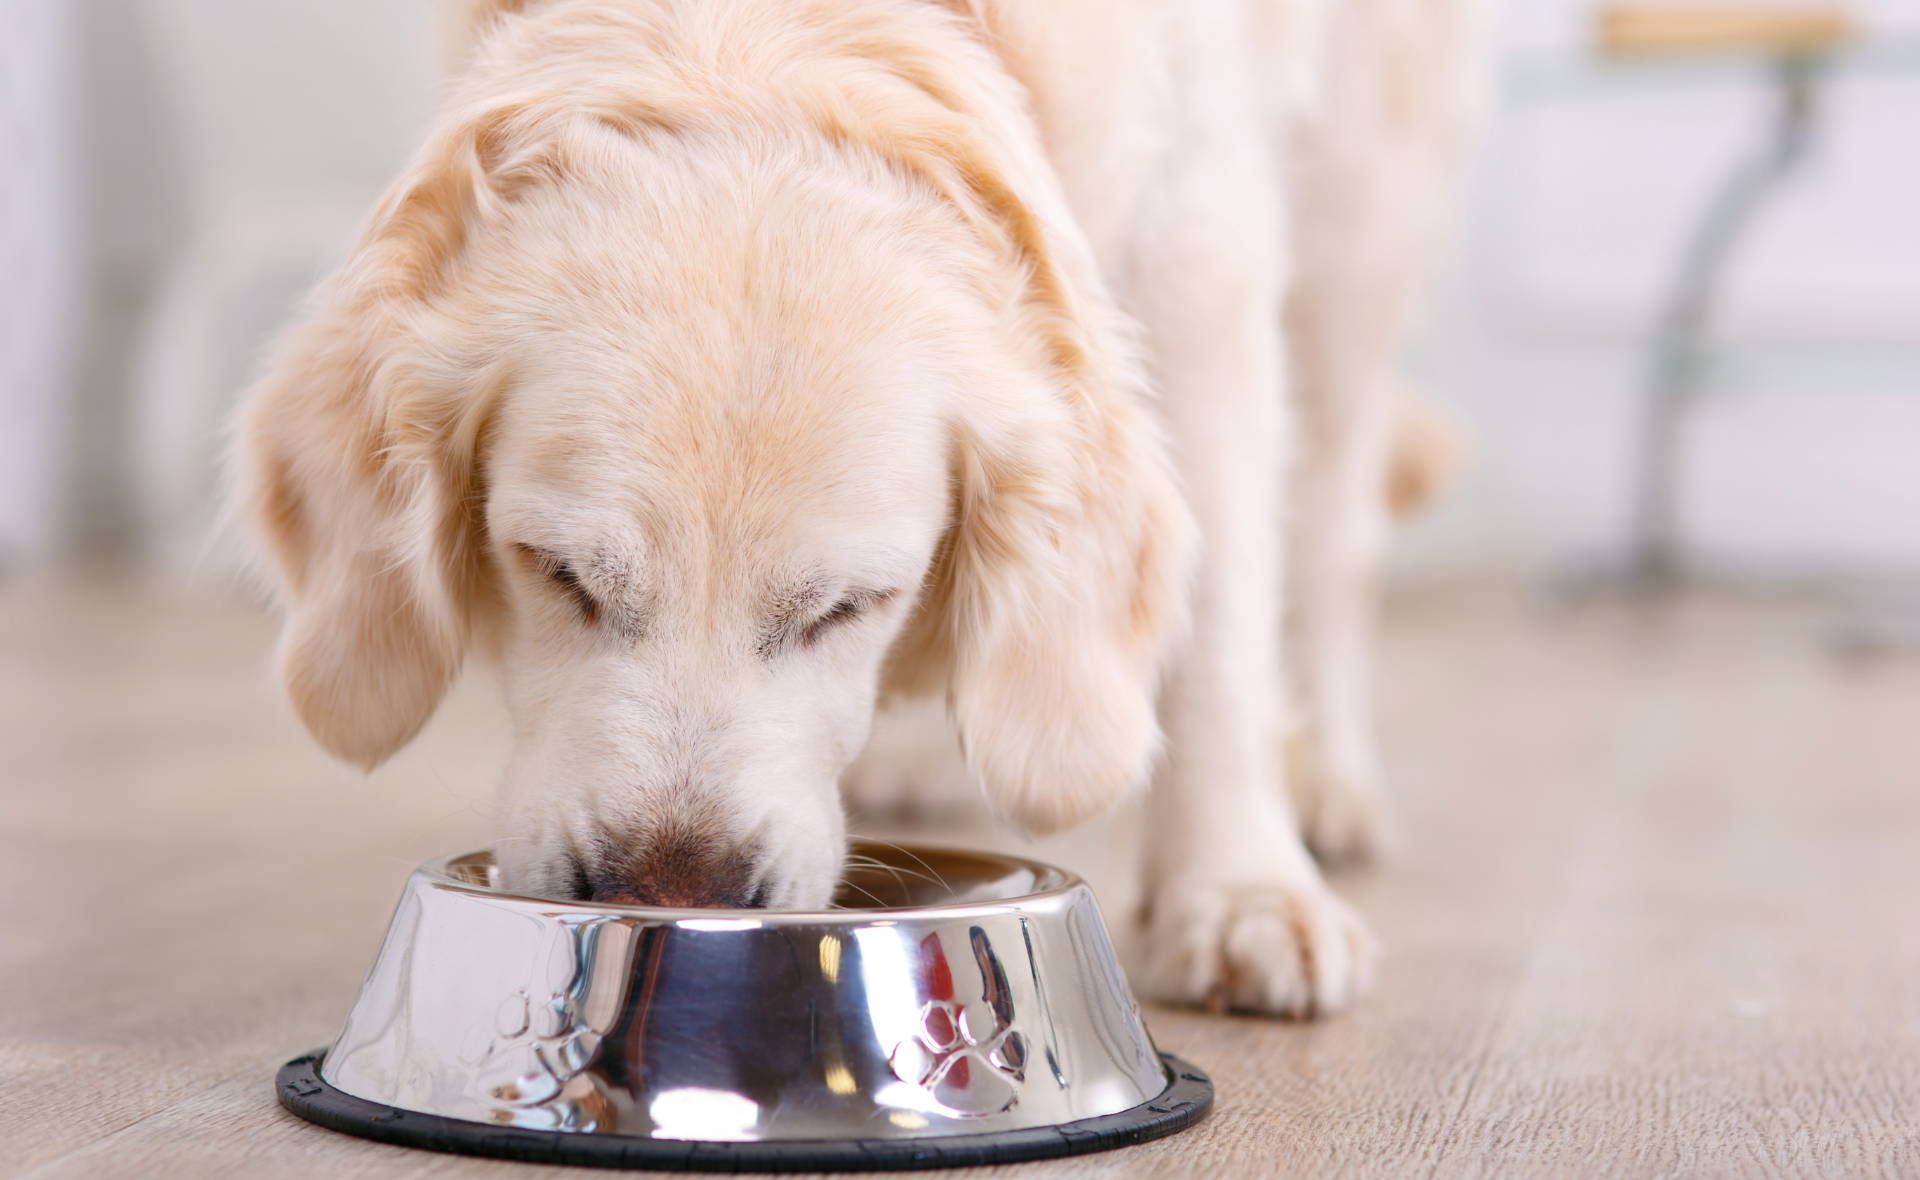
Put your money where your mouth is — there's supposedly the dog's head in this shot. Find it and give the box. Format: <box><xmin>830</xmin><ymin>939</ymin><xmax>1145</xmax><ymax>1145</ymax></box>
<box><xmin>232</xmin><ymin>24</ymin><xmax>1191</xmax><ymax>909</ymax></box>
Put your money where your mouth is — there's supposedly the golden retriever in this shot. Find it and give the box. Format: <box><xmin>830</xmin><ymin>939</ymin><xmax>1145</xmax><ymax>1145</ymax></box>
<box><xmin>233</xmin><ymin>0</ymin><xmax>1489</xmax><ymax>1016</ymax></box>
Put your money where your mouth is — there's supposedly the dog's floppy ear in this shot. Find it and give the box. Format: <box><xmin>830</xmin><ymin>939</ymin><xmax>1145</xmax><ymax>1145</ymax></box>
<box><xmin>863</xmin><ymin>41</ymin><xmax>1198</xmax><ymax>836</ymax></box>
<box><xmin>930</xmin><ymin>362</ymin><xmax>1194</xmax><ymax>837</ymax></box>
<box><xmin>231</xmin><ymin>113</ymin><xmax>518</xmax><ymax>770</ymax></box>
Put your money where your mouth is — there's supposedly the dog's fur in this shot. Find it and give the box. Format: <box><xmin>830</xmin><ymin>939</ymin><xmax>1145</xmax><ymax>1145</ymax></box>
<box><xmin>234</xmin><ymin>0</ymin><xmax>1489</xmax><ymax>1015</ymax></box>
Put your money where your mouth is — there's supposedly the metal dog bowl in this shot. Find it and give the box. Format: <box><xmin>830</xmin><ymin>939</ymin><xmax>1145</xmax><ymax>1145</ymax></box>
<box><xmin>276</xmin><ymin>842</ymin><xmax>1211</xmax><ymax>1171</ymax></box>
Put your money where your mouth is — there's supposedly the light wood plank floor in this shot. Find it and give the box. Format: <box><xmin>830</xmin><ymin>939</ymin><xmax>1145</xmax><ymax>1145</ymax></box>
<box><xmin>5</xmin><ymin>576</ymin><xmax>1918</xmax><ymax>1178</ymax></box>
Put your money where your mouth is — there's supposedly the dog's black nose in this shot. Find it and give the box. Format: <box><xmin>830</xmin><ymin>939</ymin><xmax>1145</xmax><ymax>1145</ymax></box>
<box><xmin>585</xmin><ymin>829</ymin><xmax>765</xmax><ymax>909</ymax></box>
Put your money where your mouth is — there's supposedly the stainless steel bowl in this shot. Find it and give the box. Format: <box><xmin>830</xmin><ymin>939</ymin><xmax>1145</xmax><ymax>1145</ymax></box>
<box><xmin>277</xmin><ymin>842</ymin><xmax>1211</xmax><ymax>1171</ymax></box>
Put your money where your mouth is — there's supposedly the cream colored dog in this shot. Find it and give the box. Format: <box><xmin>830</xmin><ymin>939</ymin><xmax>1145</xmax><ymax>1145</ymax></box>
<box><xmin>234</xmin><ymin>0</ymin><xmax>1488</xmax><ymax>1016</ymax></box>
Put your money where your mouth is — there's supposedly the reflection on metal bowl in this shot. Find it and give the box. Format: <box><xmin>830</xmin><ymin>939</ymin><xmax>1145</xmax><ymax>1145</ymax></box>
<box><xmin>276</xmin><ymin>842</ymin><xmax>1211</xmax><ymax>1171</ymax></box>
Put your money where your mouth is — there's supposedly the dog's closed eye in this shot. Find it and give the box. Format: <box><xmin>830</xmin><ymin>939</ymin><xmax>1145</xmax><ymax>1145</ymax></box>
<box><xmin>515</xmin><ymin>544</ymin><xmax>599</xmax><ymax>624</ymax></box>
<box><xmin>801</xmin><ymin>595</ymin><xmax>867</xmax><ymax>645</ymax></box>
<box><xmin>759</xmin><ymin>586</ymin><xmax>898</xmax><ymax>658</ymax></box>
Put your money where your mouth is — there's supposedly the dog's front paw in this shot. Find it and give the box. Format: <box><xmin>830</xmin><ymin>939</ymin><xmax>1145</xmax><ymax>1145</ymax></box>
<box><xmin>1133</xmin><ymin>875</ymin><xmax>1376</xmax><ymax>1018</ymax></box>
<box><xmin>1299</xmin><ymin>767</ymin><xmax>1394</xmax><ymax>866</ymax></box>
<box><xmin>1287</xmin><ymin>733</ymin><xmax>1395</xmax><ymax>866</ymax></box>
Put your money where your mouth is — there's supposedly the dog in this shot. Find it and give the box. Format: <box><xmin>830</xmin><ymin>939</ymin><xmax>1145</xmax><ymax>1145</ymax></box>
<box><xmin>232</xmin><ymin>0</ymin><xmax>1489</xmax><ymax>1016</ymax></box>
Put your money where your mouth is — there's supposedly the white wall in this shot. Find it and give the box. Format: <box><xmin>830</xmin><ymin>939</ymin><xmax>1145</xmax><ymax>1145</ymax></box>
<box><xmin>0</xmin><ymin>0</ymin><xmax>81</xmax><ymax>566</ymax></box>
<box><xmin>1400</xmin><ymin>0</ymin><xmax>1920</xmax><ymax>581</ymax></box>
<box><xmin>3</xmin><ymin>0</ymin><xmax>442</xmax><ymax>567</ymax></box>
<box><xmin>124</xmin><ymin>0</ymin><xmax>440</xmax><ymax>213</ymax></box>
<box><xmin>7</xmin><ymin>0</ymin><xmax>1918</xmax><ymax>583</ymax></box>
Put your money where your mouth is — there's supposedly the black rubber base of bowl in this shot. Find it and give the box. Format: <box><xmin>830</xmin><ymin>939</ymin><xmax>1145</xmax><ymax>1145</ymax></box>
<box><xmin>276</xmin><ymin>1049</ymin><xmax>1211</xmax><ymax>1172</ymax></box>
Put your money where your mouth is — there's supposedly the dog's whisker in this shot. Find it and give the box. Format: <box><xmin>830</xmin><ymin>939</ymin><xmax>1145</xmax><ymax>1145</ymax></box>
<box><xmin>862</xmin><ymin>839</ymin><xmax>952</xmax><ymax>893</ymax></box>
<box><xmin>840</xmin><ymin>855</ymin><xmax>917</xmax><ymax>904</ymax></box>
<box><xmin>850</xmin><ymin>856</ymin><xmax>945</xmax><ymax>891</ymax></box>
<box><xmin>873</xmin><ymin>864</ymin><xmax>948</xmax><ymax>889</ymax></box>
<box><xmin>832</xmin><ymin>878</ymin><xmax>888</xmax><ymax>909</ymax></box>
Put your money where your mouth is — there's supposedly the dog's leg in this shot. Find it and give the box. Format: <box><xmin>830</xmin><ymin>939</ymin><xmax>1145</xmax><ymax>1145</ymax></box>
<box><xmin>1284</xmin><ymin>291</ymin><xmax>1401</xmax><ymax>865</ymax></box>
<box><xmin>1125</xmin><ymin>138</ymin><xmax>1374</xmax><ymax>1018</ymax></box>
<box><xmin>1281</xmin><ymin>0</ymin><xmax>1491</xmax><ymax>865</ymax></box>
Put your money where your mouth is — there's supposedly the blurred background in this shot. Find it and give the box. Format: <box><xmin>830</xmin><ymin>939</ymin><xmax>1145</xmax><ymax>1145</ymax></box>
<box><xmin>7</xmin><ymin>3</ymin><xmax>1920</xmax><ymax>1173</ymax></box>
<box><xmin>4</xmin><ymin>0</ymin><xmax>1917</xmax><ymax>590</ymax></box>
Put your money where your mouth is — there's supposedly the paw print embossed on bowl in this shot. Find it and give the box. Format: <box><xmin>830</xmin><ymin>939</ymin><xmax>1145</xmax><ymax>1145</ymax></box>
<box><xmin>887</xmin><ymin>997</ymin><xmax>1030</xmax><ymax>1115</ymax></box>
<box><xmin>883</xmin><ymin>923</ymin><xmax>1034</xmax><ymax>1117</ymax></box>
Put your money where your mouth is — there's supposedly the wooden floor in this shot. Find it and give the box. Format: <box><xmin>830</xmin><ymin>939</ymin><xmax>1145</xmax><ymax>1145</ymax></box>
<box><xmin>5</xmin><ymin>576</ymin><xmax>1918</xmax><ymax>1178</ymax></box>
